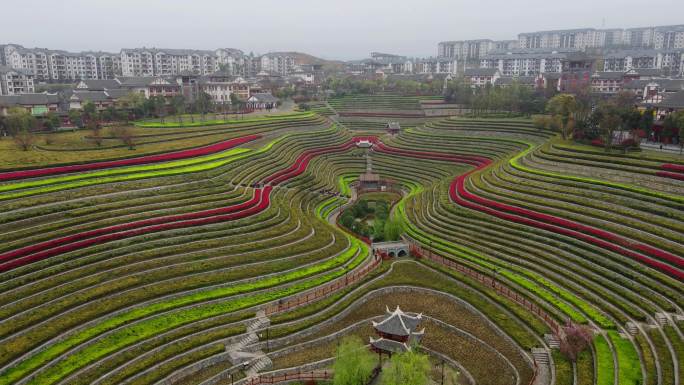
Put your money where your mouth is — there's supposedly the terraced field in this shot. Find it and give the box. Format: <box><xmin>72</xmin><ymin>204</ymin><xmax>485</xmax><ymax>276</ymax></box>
<box><xmin>0</xmin><ymin>110</ymin><xmax>681</xmax><ymax>385</ymax></box>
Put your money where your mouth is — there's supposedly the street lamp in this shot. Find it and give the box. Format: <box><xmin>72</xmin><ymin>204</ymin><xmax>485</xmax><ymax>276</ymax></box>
<box><xmin>440</xmin><ymin>359</ymin><xmax>445</xmax><ymax>385</ymax></box>
<box><xmin>259</xmin><ymin>329</ymin><xmax>270</xmax><ymax>352</ymax></box>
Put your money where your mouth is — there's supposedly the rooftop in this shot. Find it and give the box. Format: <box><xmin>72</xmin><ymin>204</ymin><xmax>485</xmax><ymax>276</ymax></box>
<box><xmin>372</xmin><ymin>306</ymin><xmax>423</xmax><ymax>337</ymax></box>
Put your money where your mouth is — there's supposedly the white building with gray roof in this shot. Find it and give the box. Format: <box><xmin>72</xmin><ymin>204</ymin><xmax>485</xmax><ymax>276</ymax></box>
<box><xmin>0</xmin><ymin>65</ymin><xmax>35</xmax><ymax>96</ymax></box>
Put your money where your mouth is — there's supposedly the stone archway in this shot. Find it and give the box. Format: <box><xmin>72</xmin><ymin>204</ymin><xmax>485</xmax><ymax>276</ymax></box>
<box><xmin>373</xmin><ymin>241</ymin><xmax>410</xmax><ymax>259</ymax></box>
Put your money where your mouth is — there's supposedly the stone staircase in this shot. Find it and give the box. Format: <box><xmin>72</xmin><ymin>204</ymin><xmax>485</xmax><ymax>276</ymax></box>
<box><xmin>543</xmin><ymin>334</ymin><xmax>560</xmax><ymax>350</ymax></box>
<box><xmin>245</xmin><ymin>355</ymin><xmax>273</xmax><ymax>378</ymax></box>
<box><xmin>626</xmin><ymin>321</ymin><xmax>639</xmax><ymax>336</ymax></box>
<box><xmin>532</xmin><ymin>348</ymin><xmax>550</xmax><ymax>365</ymax></box>
<box><xmin>226</xmin><ymin>310</ymin><xmax>271</xmax><ymax>366</ymax></box>
<box><xmin>655</xmin><ymin>312</ymin><xmax>670</xmax><ymax>327</ymax></box>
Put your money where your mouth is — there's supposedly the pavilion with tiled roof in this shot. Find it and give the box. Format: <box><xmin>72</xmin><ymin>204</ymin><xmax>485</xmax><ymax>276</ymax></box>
<box><xmin>370</xmin><ymin>306</ymin><xmax>424</xmax><ymax>357</ymax></box>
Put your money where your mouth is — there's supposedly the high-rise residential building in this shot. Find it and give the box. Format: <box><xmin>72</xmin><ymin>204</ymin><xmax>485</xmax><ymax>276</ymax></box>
<box><xmin>437</xmin><ymin>40</ymin><xmax>498</xmax><ymax>61</ymax></box>
<box><xmin>0</xmin><ymin>65</ymin><xmax>35</xmax><ymax>95</ymax></box>
<box><xmin>653</xmin><ymin>25</ymin><xmax>684</xmax><ymax>49</ymax></box>
<box><xmin>517</xmin><ymin>25</ymin><xmax>684</xmax><ymax>50</ymax></box>
<box><xmin>120</xmin><ymin>48</ymin><xmax>221</xmax><ymax>77</ymax></box>
<box><xmin>517</xmin><ymin>29</ymin><xmax>615</xmax><ymax>50</ymax></box>
<box><xmin>480</xmin><ymin>49</ymin><xmax>593</xmax><ymax>76</ymax></box>
<box><xmin>416</xmin><ymin>57</ymin><xmax>459</xmax><ymax>74</ymax></box>
<box><xmin>601</xmin><ymin>49</ymin><xmax>684</xmax><ymax>75</ymax></box>
<box><xmin>0</xmin><ymin>44</ymin><xmax>121</xmax><ymax>81</ymax></box>
<box><xmin>259</xmin><ymin>53</ymin><xmax>297</xmax><ymax>76</ymax></box>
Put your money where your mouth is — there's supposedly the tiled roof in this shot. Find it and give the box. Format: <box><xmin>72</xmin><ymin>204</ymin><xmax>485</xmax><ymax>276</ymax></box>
<box><xmin>370</xmin><ymin>338</ymin><xmax>410</xmax><ymax>354</ymax></box>
<box><xmin>0</xmin><ymin>93</ymin><xmax>60</xmax><ymax>106</ymax></box>
<box><xmin>659</xmin><ymin>90</ymin><xmax>684</xmax><ymax>108</ymax></box>
<box><xmin>372</xmin><ymin>306</ymin><xmax>422</xmax><ymax>336</ymax></box>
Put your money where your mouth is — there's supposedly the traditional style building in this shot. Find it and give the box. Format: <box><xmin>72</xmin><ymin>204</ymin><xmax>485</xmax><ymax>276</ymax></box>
<box><xmin>370</xmin><ymin>306</ymin><xmax>424</xmax><ymax>357</ymax></box>
<box><xmin>0</xmin><ymin>93</ymin><xmax>60</xmax><ymax>116</ymax></box>
<box><xmin>246</xmin><ymin>93</ymin><xmax>278</xmax><ymax>110</ymax></box>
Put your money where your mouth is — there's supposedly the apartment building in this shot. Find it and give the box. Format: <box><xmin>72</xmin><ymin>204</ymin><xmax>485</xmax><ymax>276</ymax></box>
<box><xmin>120</xmin><ymin>48</ymin><xmax>221</xmax><ymax>77</ymax></box>
<box><xmin>480</xmin><ymin>50</ymin><xmax>593</xmax><ymax>76</ymax></box>
<box><xmin>464</xmin><ymin>68</ymin><xmax>501</xmax><ymax>87</ymax></box>
<box><xmin>215</xmin><ymin>48</ymin><xmax>246</xmax><ymax>75</ymax></box>
<box><xmin>517</xmin><ymin>28</ymin><xmax>622</xmax><ymax>50</ymax></box>
<box><xmin>601</xmin><ymin>50</ymin><xmax>684</xmax><ymax>75</ymax></box>
<box><xmin>0</xmin><ymin>44</ymin><xmax>121</xmax><ymax>81</ymax></box>
<box><xmin>260</xmin><ymin>53</ymin><xmax>297</xmax><ymax>76</ymax></box>
<box><xmin>0</xmin><ymin>65</ymin><xmax>35</xmax><ymax>95</ymax></box>
<box><xmin>518</xmin><ymin>25</ymin><xmax>684</xmax><ymax>50</ymax></box>
<box><xmin>437</xmin><ymin>40</ymin><xmax>502</xmax><ymax>61</ymax></box>
<box><xmin>416</xmin><ymin>57</ymin><xmax>459</xmax><ymax>74</ymax></box>
<box><xmin>653</xmin><ymin>25</ymin><xmax>684</xmax><ymax>49</ymax></box>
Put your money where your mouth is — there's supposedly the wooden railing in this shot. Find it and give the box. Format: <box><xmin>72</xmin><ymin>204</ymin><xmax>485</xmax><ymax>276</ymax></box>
<box><xmin>264</xmin><ymin>256</ymin><xmax>381</xmax><ymax>316</ymax></box>
<box><xmin>243</xmin><ymin>370</ymin><xmax>332</xmax><ymax>385</ymax></box>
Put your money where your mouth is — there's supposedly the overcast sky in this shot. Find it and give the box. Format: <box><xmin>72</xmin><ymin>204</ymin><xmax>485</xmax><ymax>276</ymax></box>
<box><xmin>2</xmin><ymin>0</ymin><xmax>682</xmax><ymax>60</ymax></box>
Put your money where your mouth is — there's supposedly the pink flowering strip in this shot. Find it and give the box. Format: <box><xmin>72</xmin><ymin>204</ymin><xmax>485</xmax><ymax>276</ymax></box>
<box><xmin>374</xmin><ymin>142</ymin><xmax>684</xmax><ymax>280</ymax></box>
<box><xmin>0</xmin><ymin>135</ymin><xmax>261</xmax><ymax>182</ymax></box>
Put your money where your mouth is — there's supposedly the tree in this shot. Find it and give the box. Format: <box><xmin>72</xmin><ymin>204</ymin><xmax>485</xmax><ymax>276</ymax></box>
<box><xmin>381</xmin><ymin>350</ymin><xmax>431</xmax><ymax>385</ymax></box>
<box><xmin>117</xmin><ymin>92</ymin><xmax>146</xmax><ymax>121</ymax></box>
<box><xmin>332</xmin><ymin>337</ymin><xmax>376</xmax><ymax>385</ymax></box>
<box><xmin>82</xmin><ymin>101</ymin><xmax>97</xmax><ymax>123</ymax></box>
<box><xmin>546</xmin><ymin>94</ymin><xmax>578</xmax><ymax>140</ymax></box>
<box><xmin>111</xmin><ymin>126</ymin><xmax>135</xmax><ymax>150</ymax></box>
<box><xmin>559</xmin><ymin>322</ymin><xmax>593</xmax><ymax>363</ymax></box>
<box><xmin>170</xmin><ymin>95</ymin><xmax>186</xmax><ymax>124</ymax></box>
<box><xmin>68</xmin><ymin>109</ymin><xmax>83</xmax><ymax>128</ymax></box>
<box><xmin>13</xmin><ymin>130</ymin><xmax>36</xmax><ymax>151</ymax></box>
<box><xmin>44</xmin><ymin>112</ymin><xmax>60</xmax><ymax>131</ymax></box>
<box><xmin>383</xmin><ymin>219</ymin><xmax>403</xmax><ymax>242</ymax></box>
<box><xmin>195</xmin><ymin>92</ymin><xmax>213</xmax><ymax>119</ymax></box>
<box><xmin>5</xmin><ymin>107</ymin><xmax>36</xmax><ymax>135</ymax></box>
<box><xmin>88</xmin><ymin>120</ymin><xmax>103</xmax><ymax>147</ymax></box>
<box><xmin>598</xmin><ymin>102</ymin><xmax>622</xmax><ymax>152</ymax></box>
<box><xmin>640</xmin><ymin>108</ymin><xmax>655</xmax><ymax>139</ymax></box>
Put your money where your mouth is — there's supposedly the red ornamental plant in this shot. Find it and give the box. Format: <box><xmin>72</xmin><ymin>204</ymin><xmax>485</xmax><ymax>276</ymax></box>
<box><xmin>370</xmin><ymin>140</ymin><xmax>684</xmax><ymax>279</ymax></box>
<box><xmin>0</xmin><ymin>134</ymin><xmax>261</xmax><ymax>182</ymax></box>
<box><xmin>559</xmin><ymin>322</ymin><xmax>594</xmax><ymax>363</ymax></box>
<box><xmin>661</xmin><ymin>163</ymin><xmax>684</xmax><ymax>173</ymax></box>
<box><xmin>0</xmin><ymin>137</ymin><xmax>371</xmax><ymax>272</ymax></box>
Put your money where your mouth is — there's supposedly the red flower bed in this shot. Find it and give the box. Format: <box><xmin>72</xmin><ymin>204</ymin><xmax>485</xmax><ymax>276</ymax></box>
<box><xmin>374</xmin><ymin>141</ymin><xmax>683</xmax><ymax>280</ymax></box>
<box><xmin>0</xmin><ymin>134</ymin><xmax>261</xmax><ymax>182</ymax></box>
<box><xmin>0</xmin><ymin>137</ymin><xmax>368</xmax><ymax>272</ymax></box>
<box><xmin>0</xmin><ymin>188</ymin><xmax>270</xmax><ymax>272</ymax></box>
<box><xmin>661</xmin><ymin>163</ymin><xmax>684</xmax><ymax>173</ymax></box>
<box><xmin>656</xmin><ymin>171</ymin><xmax>684</xmax><ymax>181</ymax></box>
<box><xmin>449</xmin><ymin>169</ymin><xmax>683</xmax><ymax>280</ymax></box>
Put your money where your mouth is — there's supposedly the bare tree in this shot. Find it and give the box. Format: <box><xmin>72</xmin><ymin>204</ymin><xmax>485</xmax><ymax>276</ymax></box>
<box><xmin>13</xmin><ymin>130</ymin><xmax>36</xmax><ymax>151</ymax></box>
<box><xmin>111</xmin><ymin>126</ymin><xmax>136</xmax><ymax>150</ymax></box>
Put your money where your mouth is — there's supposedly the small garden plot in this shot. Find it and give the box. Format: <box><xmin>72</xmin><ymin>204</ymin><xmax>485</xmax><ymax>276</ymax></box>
<box><xmin>338</xmin><ymin>192</ymin><xmax>402</xmax><ymax>242</ymax></box>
